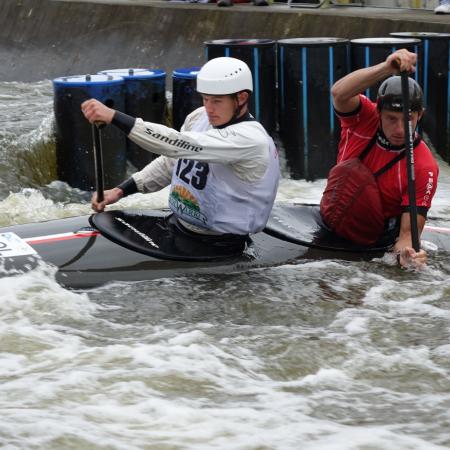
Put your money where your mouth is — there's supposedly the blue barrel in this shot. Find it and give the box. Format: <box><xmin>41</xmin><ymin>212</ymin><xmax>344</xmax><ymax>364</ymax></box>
<box><xmin>172</xmin><ymin>67</ymin><xmax>203</xmax><ymax>131</ymax></box>
<box><xmin>277</xmin><ymin>38</ymin><xmax>350</xmax><ymax>180</ymax></box>
<box><xmin>53</xmin><ymin>74</ymin><xmax>126</xmax><ymax>191</ymax></box>
<box><xmin>99</xmin><ymin>68</ymin><xmax>166</xmax><ymax>169</ymax></box>
<box><xmin>390</xmin><ymin>32</ymin><xmax>450</xmax><ymax>164</ymax></box>
<box><xmin>204</xmin><ymin>39</ymin><xmax>276</xmax><ymax>134</ymax></box>
<box><xmin>350</xmin><ymin>37</ymin><xmax>422</xmax><ymax>101</ymax></box>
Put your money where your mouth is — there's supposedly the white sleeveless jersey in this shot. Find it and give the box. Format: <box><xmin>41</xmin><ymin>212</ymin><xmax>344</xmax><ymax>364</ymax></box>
<box><xmin>129</xmin><ymin>107</ymin><xmax>280</xmax><ymax>234</ymax></box>
<box><xmin>169</xmin><ymin>111</ymin><xmax>279</xmax><ymax>235</ymax></box>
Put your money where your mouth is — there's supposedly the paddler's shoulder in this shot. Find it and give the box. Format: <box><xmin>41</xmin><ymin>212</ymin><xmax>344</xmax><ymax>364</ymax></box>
<box><xmin>182</xmin><ymin>107</ymin><xmax>207</xmax><ymax>132</ymax></box>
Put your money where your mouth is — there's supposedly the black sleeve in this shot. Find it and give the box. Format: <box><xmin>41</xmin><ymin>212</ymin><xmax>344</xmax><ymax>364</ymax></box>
<box><xmin>401</xmin><ymin>206</ymin><xmax>428</xmax><ymax>218</ymax></box>
<box><xmin>117</xmin><ymin>177</ymin><xmax>138</xmax><ymax>197</ymax></box>
<box><xmin>111</xmin><ymin>110</ymin><xmax>136</xmax><ymax>135</ymax></box>
<box><xmin>334</xmin><ymin>100</ymin><xmax>362</xmax><ymax>117</ymax></box>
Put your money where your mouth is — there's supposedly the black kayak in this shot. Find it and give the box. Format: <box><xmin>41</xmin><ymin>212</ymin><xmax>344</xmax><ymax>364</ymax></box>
<box><xmin>0</xmin><ymin>203</ymin><xmax>449</xmax><ymax>289</ymax></box>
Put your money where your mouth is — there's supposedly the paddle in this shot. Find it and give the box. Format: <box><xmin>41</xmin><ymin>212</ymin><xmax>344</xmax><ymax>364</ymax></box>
<box><xmin>400</xmin><ymin>71</ymin><xmax>420</xmax><ymax>252</ymax></box>
<box><xmin>91</xmin><ymin>122</ymin><xmax>105</xmax><ymax>203</ymax></box>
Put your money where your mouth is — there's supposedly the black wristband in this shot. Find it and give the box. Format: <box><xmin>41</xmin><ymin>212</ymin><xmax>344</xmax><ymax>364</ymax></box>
<box><xmin>117</xmin><ymin>177</ymin><xmax>138</xmax><ymax>197</ymax></box>
<box><xmin>401</xmin><ymin>206</ymin><xmax>429</xmax><ymax>218</ymax></box>
<box><xmin>112</xmin><ymin>110</ymin><xmax>136</xmax><ymax>135</ymax></box>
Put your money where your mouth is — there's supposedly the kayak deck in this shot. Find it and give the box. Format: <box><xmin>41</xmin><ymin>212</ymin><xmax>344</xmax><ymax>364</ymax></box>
<box><xmin>0</xmin><ymin>204</ymin><xmax>448</xmax><ymax>289</ymax></box>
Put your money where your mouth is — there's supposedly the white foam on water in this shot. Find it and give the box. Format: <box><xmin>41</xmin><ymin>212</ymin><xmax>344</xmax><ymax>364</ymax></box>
<box><xmin>0</xmin><ymin>189</ymin><xmax>89</xmax><ymax>226</ymax></box>
<box><xmin>0</xmin><ymin>185</ymin><xmax>171</xmax><ymax>227</ymax></box>
<box><xmin>293</xmin><ymin>367</ymin><xmax>352</xmax><ymax>388</ymax></box>
<box><xmin>276</xmin><ymin>177</ymin><xmax>326</xmax><ymax>203</ymax></box>
<box><xmin>432</xmin><ymin>344</ymin><xmax>450</xmax><ymax>357</ymax></box>
<box><xmin>343</xmin><ymin>315</ymin><xmax>369</xmax><ymax>335</ymax></box>
<box><xmin>0</xmin><ymin>254</ymin><xmax>448</xmax><ymax>449</ymax></box>
<box><xmin>298</xmin><ymin>426</ymin><xmax>449</xmax><ymax>450</ymax></box>
<box><xmin>1</xmin><ymin>80</ymin><xmax>450</xmax><ymax>450</ymax></box>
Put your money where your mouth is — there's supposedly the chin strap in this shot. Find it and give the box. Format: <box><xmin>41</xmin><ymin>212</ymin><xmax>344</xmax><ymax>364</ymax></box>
<box><xmin>377</xmin><ymin>125</ymin><xmax>421</xmax><ymax>152</ymax></box>
<box><xmin>232</xmin><ymin>94</ymin><xmax>246</xmax><ymax>120</ymax></box>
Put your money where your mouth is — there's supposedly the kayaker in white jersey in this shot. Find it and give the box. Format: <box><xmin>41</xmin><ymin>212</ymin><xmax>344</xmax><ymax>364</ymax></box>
<box><xmin>81</xmin><ymin>57</ymin><xmax>280</xmax><ymax>255</ymax></box>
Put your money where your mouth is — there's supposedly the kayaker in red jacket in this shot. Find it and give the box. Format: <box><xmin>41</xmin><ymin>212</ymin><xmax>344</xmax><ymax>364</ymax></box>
<box><xmin>321</xmin><ymin>48</ymin><xmax>439</xmax><ymax>269</ymax></box>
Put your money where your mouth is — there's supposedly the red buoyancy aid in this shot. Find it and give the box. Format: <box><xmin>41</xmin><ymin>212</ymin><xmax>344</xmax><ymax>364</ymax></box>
<box><xmin>320</xmin><ymin>135</ymin><xmax>405</xmax><ymax>246</ymax></box>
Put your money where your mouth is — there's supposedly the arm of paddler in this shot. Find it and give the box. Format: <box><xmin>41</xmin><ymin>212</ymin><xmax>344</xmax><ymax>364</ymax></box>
<box><xmin>392</xmin><ymin>212</ymin><xmax>427</xmax><ymax>268</ymax></box>
<box><xmin>128</xmin><ymin>118</ymin><xmax>265</xmax><ymax>165</ymax></box>
<box><xmin>331</xmin><ymin>48</ymin><xmax>416</xmax><ymax>113</ymax></box>
<box><xmin>81</xmin><ymin>98</ymin><xmax>262</xmax><ymax>165</ymax></box>
<box><xmin>81</xmin><ymin>99</ymin><xmax>174</xmax><ymax>212</ymax></box>
<box><xmin>90</xmin><ymin>155</ymin><xmax>175</xmax><ymax>212</ymax></box>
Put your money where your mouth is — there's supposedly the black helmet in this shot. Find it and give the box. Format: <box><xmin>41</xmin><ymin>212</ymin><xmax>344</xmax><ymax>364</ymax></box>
<box><xmin>377</xmin><ymin>76</ymin><xmax>424</xmax><ymax>112</ymax></box>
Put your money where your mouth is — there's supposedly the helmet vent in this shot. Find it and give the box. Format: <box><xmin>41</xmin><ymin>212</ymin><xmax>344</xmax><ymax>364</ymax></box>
<box><xmin>225</xmin><ymin>68</ymin><xmax>243</xmax><ymax>77</ymax></box>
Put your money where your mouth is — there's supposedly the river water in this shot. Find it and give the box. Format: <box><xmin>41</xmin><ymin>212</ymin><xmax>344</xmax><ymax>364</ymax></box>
<box><xmin>0</xmin><ymin>80</ymin><xmax>450</xmax><ymax>450</ymax></box>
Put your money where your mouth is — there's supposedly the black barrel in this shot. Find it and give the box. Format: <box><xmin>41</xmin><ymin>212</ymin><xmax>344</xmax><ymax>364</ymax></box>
<box><xmin>277</xmin><ymin>38</ymin><xmax>350</xmax><ymax>180</ymax></box>
<box><xmin>204</xmin><ymin>39</ymin><xmax>276</xmax><ymax>134</ymax></box>
<box><xmin>53</xmin><ymin>74</ymin><xmax>126</xmax><ymax>191</ymax></box>
<box><xmin>172</xmin><ymin>67</ymin><xmax>203</xmax><ymax>131</ymax></box>
<box><xmin>99</xmin><ymin>68</ymin><xmax>167</xmax><ymax>169</ymax></box>
<box><xmin>350</xmin><ymin>37</ymin><xmax>422</xmax><ymax>101</ymax></box>
<box><xmin>390</xmin><ymin>32</ymin><xmax>450</xmax><ymax>164</ymax></box>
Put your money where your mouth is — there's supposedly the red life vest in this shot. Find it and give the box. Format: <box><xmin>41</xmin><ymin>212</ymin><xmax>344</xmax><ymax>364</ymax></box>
<box><xmin>320</xmin><ymin>135</ymin><xmax>405</xmax><ymax>246</ymax></box>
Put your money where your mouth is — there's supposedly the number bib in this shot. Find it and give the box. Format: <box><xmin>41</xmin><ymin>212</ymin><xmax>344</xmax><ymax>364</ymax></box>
<box><xmin>169</xmin><ymin>159</ymin><xmax>212</xmax><ymax>228</ymax></box>
<box><xmin>168</xmin><ymin>111</ymin><xmax>279</xmax><ymax>235</ymax></box>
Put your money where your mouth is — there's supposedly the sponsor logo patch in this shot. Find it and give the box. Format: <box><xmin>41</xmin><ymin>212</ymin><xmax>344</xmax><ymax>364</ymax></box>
<box><xmin>169</xmin><ymin>185</ymin><xmax>208</xmax><ymax>225</ymax></box>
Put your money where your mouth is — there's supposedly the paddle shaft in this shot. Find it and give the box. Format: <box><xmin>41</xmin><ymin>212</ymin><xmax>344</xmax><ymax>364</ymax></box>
<box><xmin>91</xmin><ymin>123</ymin><xmax>105</xmax><ymax>203</ymax></box>
<box><xmin>400</xmin><ymin>71</ymin><xmax>420</xmax><ymax>252</ymax></box>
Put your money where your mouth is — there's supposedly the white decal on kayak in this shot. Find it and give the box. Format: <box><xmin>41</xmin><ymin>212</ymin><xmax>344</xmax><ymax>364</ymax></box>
<box><xmin>424</xmin><ymin>225</ymin><xmax>450</xmax><ymax>234</ymax></box>
<box><xmin>115</xmin><ymin>217</ymin><xmax>159</xmax><ymax>248</ymax></box>
<box><xmin>24</xmin><ymin>230</ymin><xmax>99</xmax><ymax>244</ymax></box>
<box><xmin>0</xmin><ymin>232</ymin><xmax>37</xmax><ymax>257</ymax></box>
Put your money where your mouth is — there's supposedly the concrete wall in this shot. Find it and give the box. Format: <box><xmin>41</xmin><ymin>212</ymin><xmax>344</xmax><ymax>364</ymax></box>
<box><xmin>1</xmin><ymin>0</ymin><xmax>450</xmax><ymax>82</ymax></box>
<box><xmin>361</xmin><ymin>0</ymin><xmax>437</xmax><ymax>8</ymax></box>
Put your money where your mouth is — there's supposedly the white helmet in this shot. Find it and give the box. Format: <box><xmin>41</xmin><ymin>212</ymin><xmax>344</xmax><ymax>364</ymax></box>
<box><xmin>196</xmin><ymin>57</ymin><xmax>253</xmax><ymax>95</ymax></box>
